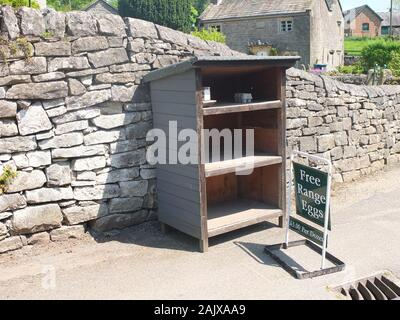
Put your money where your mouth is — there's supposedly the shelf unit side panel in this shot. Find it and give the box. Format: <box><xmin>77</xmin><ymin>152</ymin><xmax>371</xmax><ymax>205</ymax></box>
<box><xmin>196</xmin><ymin>69</ymin><xmax>209</xmax><ymax>244</ymax></box>
<box><xmin>277</xmin><ymin>68</ymin><xmax>287</xmax><ymax>215</ymax></box>
<box><xmin>150</xmin><ymin>69</ymin><xmax>203</xmax><ymax>239</ymax></box>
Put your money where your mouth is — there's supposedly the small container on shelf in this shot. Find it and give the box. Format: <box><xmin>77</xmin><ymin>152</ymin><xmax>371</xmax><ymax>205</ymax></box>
<box><xmin>202</xmin><ymin>87</ymin><xmax>217</xmax><ymax>108</ymax></box>
<box><xmin>203</xmin><ymin>87</ymin><xmax>211</xmax><ymax>101</ymax></box>
<box><xmin>234</xmin><ymin>93</ymin><xmax>253</xmax><ymax>104</ymax></box>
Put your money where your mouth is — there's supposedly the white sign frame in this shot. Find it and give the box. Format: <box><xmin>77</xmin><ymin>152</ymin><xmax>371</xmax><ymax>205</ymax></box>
<box><xmin>285</xmin><ymin>150</ymin><xmax>333</xmax><ymax>269</ymax></box>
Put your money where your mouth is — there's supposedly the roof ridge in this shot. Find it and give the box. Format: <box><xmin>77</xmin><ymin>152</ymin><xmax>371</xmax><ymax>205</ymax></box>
<box><xmin>200</xmin><ymin>0</ymin><xmax>314</xmax><ymax>22</ymax></box>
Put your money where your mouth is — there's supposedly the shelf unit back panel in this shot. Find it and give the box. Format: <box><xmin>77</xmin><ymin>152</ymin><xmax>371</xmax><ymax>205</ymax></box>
<box><xmin>201</xmin><ymin>66</ymin><xmax>280</xmax><ymax>103</ymax></box>
<box><xmin>206</xmin><ymin>165</ymin><xmax>281</xmax><ymax>207</ymax></box>
<box><xmin>203</xmin><ymin>109</ymin><xmax>280</xmax><ymax>157</ymax></box>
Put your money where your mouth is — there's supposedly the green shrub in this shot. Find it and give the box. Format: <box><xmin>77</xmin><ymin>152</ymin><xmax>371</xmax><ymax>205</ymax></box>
<box><xmin>361</xmin><ymin>40</ymin><xmax>400</xmax><ymax>70</ymax></box>
<box><xmin>0</xmin><ymin>0</ymin><xmax>40</xmax><ymax>9</ymax></box>
<box><xmin>269</xmin><ymin>47</ymin><xmax>278</xmax><ymax>56</ymax></box>
<box><xmin>346</xmin><ymin>36</ymin><xmax>373</xmax><ymax>41</ymax></box>
<box><xmin>0</xmin><ymin>165</ymin><xmax>17</xmax><ymax>194</ymax></box>
<box><xmin>191</xmin><ymin>28</ymin><xmax>226</xmax><ymax>44</ymax></box>
<box><xmin>388</xmin><ymin>51</ymin><xmax>400</xmax><ymax>77</ymax></box>
<box><xmin>337</xmin><ymin>63</ymin><xmax>363</xmax><ymax>75</ymax></box>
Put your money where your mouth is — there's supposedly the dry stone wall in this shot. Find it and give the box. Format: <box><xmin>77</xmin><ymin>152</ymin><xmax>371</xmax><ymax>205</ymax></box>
<box><xmin>286</xmin><ymin>68</ymin><xmax>400</xmax><ymax>183</ymax></box>
<box><xmin>1</xmin><ymin>6</ymin><xmax>399</xmax><ymax>255</ymax></box>
<box><xmin>0</xmin><ymin>6</ymin><xmax>238</xmax><ymax>254</ymax></box>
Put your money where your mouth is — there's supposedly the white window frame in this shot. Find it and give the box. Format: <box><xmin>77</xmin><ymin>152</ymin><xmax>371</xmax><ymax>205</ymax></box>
<box><xmin>208</xmin><ymin>24</ymin><xmax>222</xmax><ymax>32</ymax></box>
<box><xmin>280</xmin><ymin>19</ymin><xmax>293</xmax><ymax>33</ymax></box>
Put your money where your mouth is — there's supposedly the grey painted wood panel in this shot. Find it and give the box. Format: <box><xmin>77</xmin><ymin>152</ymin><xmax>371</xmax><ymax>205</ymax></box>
<box><xmin>158</xmin><ymin>164</ymin><xmax>198</xmax><ymax>179</ymax></box>
<box><xmin>153</xmin><ymin>113</ymin><xmax>197</xmax><ymax>128</ymax></box>
<box><xmin>151</xmin><ymin>90</ymin><xmax>196</xmax><ymax>105</ymax></box>
<box><xmin>151</xmin><ymin>69</ymin><xmax>202</xmax><ymax>239</ymax></box>
<box><xmin>152</xmin><ymin>103</ymin><xmax>196</xmax><ymax>117</ymax></box>
<box><xmin>152</xmin><ymin>123</ymin><xmax>197</xmax><ymax>133</ymax></box>
<box><xmin>158</xmin><ymin>213</ymin><xmax>202</xmax><ymax>238</ymax></box>
<box><xmin>156</xmin><ymin>170</ymin><xmax>199</xmax><ymax>191</ymax></box>
<box><xmin>152</xmin><ymin>72</ymin><xmax>197</xmax><ymax>92</ymax></box>
<box><xmin>158</xmin><ymin>193</ymin><xmax>200</xmax><ymax>214</ymax></box>
<box><xmin>157</xmin><ymin>180</ymin><xmax>200</xmax><ymax>203</ymax></box>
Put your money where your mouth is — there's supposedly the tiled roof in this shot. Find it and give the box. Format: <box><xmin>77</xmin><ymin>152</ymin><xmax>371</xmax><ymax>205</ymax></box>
<box><xmin>379</xmin><ymin>11</ymin><xmax>400</xmax><ymax>27</ymax></box>
<box><xmin>83</xmin><ymin>0</ymin><xmax>119</xmax><ymax>14</ymax></box>
<box><xmin>200</xmin><ymin>0</ymin><xmax>314</xmax><ymax>21</ymax></box>
<box><xmin>344</xmin><ymin>5</ymin><xmax>383</xmax><ymax>23</ymax></box>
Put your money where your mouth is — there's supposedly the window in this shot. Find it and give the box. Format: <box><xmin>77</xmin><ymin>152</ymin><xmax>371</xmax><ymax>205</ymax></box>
<box><xmin>280</xmin><ymin>20</ymin><xmax>293</xmax><ymax>32</ymax></box>
<box><xmin>362</xmin><ymin>23</ymin><xmax>370</xmax><ymax>32</ymax></box>
<box><xmin>209</xmin><ymin>25</ymin><xmax>221</xmax><ymax>32</ymax></box>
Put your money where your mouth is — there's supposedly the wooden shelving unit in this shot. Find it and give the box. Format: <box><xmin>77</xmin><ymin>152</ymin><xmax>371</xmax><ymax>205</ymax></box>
<box><xmin>144</xmin><ymin>56</ymin><xmax>299</xmax><ymax>252</ymax></box>
<box><xmin>202</xmin><ymin>100</ymin><xmax>281</xmax><ymax>116</ymax></box>
<box><xmin>207</xmin><ymin>199</ymin><xmax>283</xmax><ymax>237</ymax></box>
<box><xmin>204</xmin><ymin>154</ymin><xmax>282</xmax><ymax>177</ymax></box>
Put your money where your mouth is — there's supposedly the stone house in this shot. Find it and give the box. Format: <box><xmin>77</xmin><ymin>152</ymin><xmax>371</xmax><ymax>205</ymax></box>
<box><xmin>344</xmin><ymin>5</ymin><xmax>382</xmax><ymax>37</ymax></box>
<box><xmin>199</xmin><ymin>0</ymin><xmax>345</xmax><ymax>69</ymax></box>
<box><xmin>379</xmin><ymin>11</ymin><xmax>400</xmax><ymax>36</ymax></box>
<box><xmin>83</xmin><ymin>0</ymin><xmax>119</xmax><ymax>15</ymax></box>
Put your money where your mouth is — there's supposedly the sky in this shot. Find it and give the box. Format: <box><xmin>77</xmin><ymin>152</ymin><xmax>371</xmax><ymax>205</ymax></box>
<box><xmin>341</xmin><ymin>0</ymin><xmax>392</xmax><ymax>12</ymax></box>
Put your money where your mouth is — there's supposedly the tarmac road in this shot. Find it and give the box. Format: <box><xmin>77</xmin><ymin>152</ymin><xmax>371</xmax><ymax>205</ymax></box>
<box><xmin>0</xmin><ymin>165</ymin><xmax>399</xmax><ymax>299</ymax></box>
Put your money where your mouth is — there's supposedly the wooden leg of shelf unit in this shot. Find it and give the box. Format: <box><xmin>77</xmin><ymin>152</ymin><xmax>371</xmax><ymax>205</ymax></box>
<box><xmin>199</xmin><ymin>238</ymin><xmax>209</xmax><ymax>253</ymax></box>
<box><xmin>160</xmin><ymin>222</ymin><xmax>168</xmax><ymax>234</ymax></box>
<box><xmin>278</xmin><ymin>216</ymin><xmax>284</xmax><ymax>228</ymax></box>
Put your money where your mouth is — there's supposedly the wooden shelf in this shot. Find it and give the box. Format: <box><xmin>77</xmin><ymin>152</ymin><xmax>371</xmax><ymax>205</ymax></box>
<box><xmin>204</xmin><ymin>153</ymin><xmax>282</xmax><ymax>177</ymax></box>
<box><xmin>202</xmin><ymin>100</ymin><xmax>281</xmax><ymax>116</ymax></box>
<box><xmin>207</xmin><ymin>199</ymin><xmax>283</xmax><ymax>237</ymax></box>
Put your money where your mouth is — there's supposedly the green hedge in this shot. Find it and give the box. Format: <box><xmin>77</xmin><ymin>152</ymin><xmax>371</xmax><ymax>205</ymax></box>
<box><xmin>361</xmin><ymin>40</ymin><xmax>400</xmax><ymax>70</ymax></box>
<box><xmin>0</xmin><ymin>0</ymin><xmax>40</xmax><ymax>9</ymax></box>
<box><xmin>119</xmin><ymin>0</ymin><xmax>193</xmax><ymax>33</ymax></box>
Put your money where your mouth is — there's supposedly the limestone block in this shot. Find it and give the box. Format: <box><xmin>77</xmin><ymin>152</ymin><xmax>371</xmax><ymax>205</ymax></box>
<box><xmin>6</xmin><ymin>81</ymin><xmax>68</xmax><ymax>100</ymax></box>
<box><xmin>88</xmin><ymin>48</ymin><xmax>129</xmax><ymax>68</ymax></box>
<box><xmin>66</xmin><ymin>11</ymin><xmax>97</xmax><ymax>37</ymax></box>
<box><xmin>16</xmin><ymin>103</ymin><xmax>52</xmax><ymax>136</ymax></box>
<box><xmin>50</xmin><ymin>225</ymin><xmax>85</xmax><ymax>242</ymax></box>
<box><xmin>34</xmin><ymin>41</ymin><xmax>71</xmax><ymax>56</ymax></box>
<box><xmin>46</xmin><ymin>162</ymin><xmax>71</xmax><ymax>186</ymax></box>
<box><xmin>73</xmin><ymin>184</ymin><xmax>120</xmax><ymax>201</ymax></box>
<box><xmin>12</xmin><ymin>203</ymin><xmax>62</xmax><ymax>234</ymax></box>
<box><xmin>6</xmin><ymin>170</ymin><xmax>47</xmax><ymax>193</ymax></box>
<box><xmin>26</xmin><ymin>187</ymin><xmax>74</xmax><ymax>204</ymax></box>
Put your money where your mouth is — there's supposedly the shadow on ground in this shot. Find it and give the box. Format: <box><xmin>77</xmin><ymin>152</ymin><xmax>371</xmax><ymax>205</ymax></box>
<box><xmin>234</xmin><ymin>240</ymin><xmax>308</xmax><ymax>274</ymax></box>
<box><xmin>89</xmin><ymin>219</ymin><xmax>285</xmax><ymax>254</ymax></box>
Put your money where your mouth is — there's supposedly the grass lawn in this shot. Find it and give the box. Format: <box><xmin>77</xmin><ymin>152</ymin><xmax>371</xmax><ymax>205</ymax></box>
<box><xmin>345</xmin><ymin>37</ymin><xmax>383</xmax><ymax>56</ymax></box>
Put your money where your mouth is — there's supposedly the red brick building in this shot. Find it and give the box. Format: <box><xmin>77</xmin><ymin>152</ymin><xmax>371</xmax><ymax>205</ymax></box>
<box><xmin>344</xmin><ymin>5</ymin><xmax>382</xmax><ymax>37</ymax></box>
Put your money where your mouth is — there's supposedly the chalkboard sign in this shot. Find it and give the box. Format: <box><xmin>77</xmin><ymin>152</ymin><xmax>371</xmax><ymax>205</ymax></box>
<box><xmin>293</xmin><ymin>162</ymin><xmax>331</xmax><ymax>230</ymax></box>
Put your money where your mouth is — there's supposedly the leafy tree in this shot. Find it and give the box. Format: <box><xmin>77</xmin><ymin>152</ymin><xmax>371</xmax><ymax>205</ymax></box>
<box><xmin>192</xmin><ymin>0</ymin><xmax>209</xmax><ymax>13</ymax></box>
<box><xmin>119</xmin><ymin>0</ymin><xmax>193</xmax><ymax>33</ymax></box>
<box><xmin>108</xmin><ymin>0</ymin><xmax>118</xmax><ymax>8</ymax></box>
<box><xmin>190</xmin><ymin>5</ymin><xmax>198</xmax><ymax>28</ymax></box>
<box><xmin>0</xmin><ymin>0</ymin><xmax>40</xmax><ymax>9</ymax></box>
